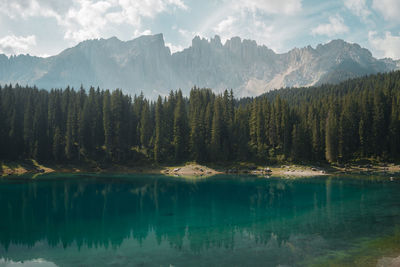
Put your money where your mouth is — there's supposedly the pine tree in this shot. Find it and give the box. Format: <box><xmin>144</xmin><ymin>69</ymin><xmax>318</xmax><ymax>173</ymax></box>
<box><xmin>256</xmin><ymin>100</ymin><xmax>265</xmax><ymax>159</ymax></box>
<box><xmin>65</xmin><ymin>94</ymin><xmax>78</xmax><ymax>160</ymax></box>
<box><xmin>234</xmin><ymin>105</ymin><xmax>250</xmax><ymax>161</ymax></box>
<box><xmin>111</xmin><ymin>90</ymin><xmax>127</xmax><ymax>161</ymax></box>
<box><xmin>211</xmin><ymin>97</ymin><xmax>222</xmax><ymax>161</ymax></box>
<box><xmin>93</xmin><ymin>87</ymin><xmax>104</xmax><ymax>149</ymax></box>
<box><xmin>325</xmin><ymin>107</ymin><xmax>339</xmax><ymax>163</ymax></box>
<box><xmin>249</xmin><ymin>100</ymin><xmax>258</xmax><ymax>157</ymax></box>
<box><xmin>165</xmin><ymin>91</ymin><xmax>176</xmax><ymax>156</ymax></box>
<box><xmin>140</xmin><ymin>101</ymin><xmax>151</xmax><ymax>150</ymax></box>
<box><xmin>1</xmin><ymin>71</ymin><xmax>400</xmax><ymax>165</ymax></box>
<box><xmin>23</xmin><ymin>93</ymin><xmax>34</xmax><ymax>157</ymax></box>
<box><xmin>282</xmin><ymin>103</ymin><xmax>292</xmax><ymax>158</ymax></box>
<box><xmin>310</xmin><ymin>113</ymin><xmax>321</xmax><ymax>160</ymax></box>
<box><xmin>188</xmin><ymin>89</ymin><xmax>207</xmax><ymax>162</ymax></box>
<box><xmin>79</xmin><ymin>98</ymin><xmax>92</xmax><ymax>154</ymax></box>
<box><xmin>154</xmin><ymin>96</ymin><xmax>164</xmax><ymax>163</ymax></box>
<box><xmin>389</xmin><ymin>96</ymin><xmax>400</xmax><ymax>158</ymax></box>
<box><xmin>359</xmin><ymin>118</ymin><xmax>366</xmax><ymax>157</ymax></box>
<box><xmin>53</xmin><ymin>127</ymin><xmax>63</xmax><ymax>161</ymax></box>
<box><xmin>32</xmin><ymin>96</ymin><xmax>48</xmax><ymax>161</ymax></box>
<box><xmin>0</xmin><ymin>88</ymin><xmax>4</xmax><ymax>159</ymax></box>
<box><xmin>8</xmin><ymin>106</ymin><xmax>22</xmax><ymax>159</ymax></box>
<box><xmin>372</xmin><ymin>90</ymin><xmax>386</xmax><ymax>157</ymax></box>
<box><xmin>133</xmin><ymin>92</ymin><xmax>145</xmax><ymax>147</ymax></box>
<box><xmin>173</xmin><ymin>90</ymin><xmax>188</xmax><ymax>161</ymax></box>
<box><xmin>103</xmin><ymin>90</ymin><xmax>113</xmax><ymax>159</ymax></box>
<box><xmin>291</xmin><ymin>124</ymin><xmax>302</xmax><ymax>160</ymax></box>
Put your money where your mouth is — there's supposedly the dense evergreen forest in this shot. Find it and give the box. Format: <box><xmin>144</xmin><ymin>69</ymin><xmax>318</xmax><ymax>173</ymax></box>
<box><xmin>1</xmin><ymin>71</ymin><xmax>400</xmax><ymax>165</ymax></box>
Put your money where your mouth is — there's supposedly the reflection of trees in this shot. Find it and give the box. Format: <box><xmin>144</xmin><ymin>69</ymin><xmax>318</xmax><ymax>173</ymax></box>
<box><xmin>0</xmin><ymin>175</ymin><xmax>398</xmax><ymax>254</ymax></box>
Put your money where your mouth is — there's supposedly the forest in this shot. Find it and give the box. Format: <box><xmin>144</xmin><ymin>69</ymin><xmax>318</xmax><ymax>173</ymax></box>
<box><xmin>0</xmin><ymin>70</ymin><xmax>399</xmax><ymax>165</ymax></box>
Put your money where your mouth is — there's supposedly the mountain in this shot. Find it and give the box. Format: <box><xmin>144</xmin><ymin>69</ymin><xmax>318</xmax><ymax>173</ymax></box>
<box><xmin>0</xmin><ymin>34</ymin><xmax>399</xmax><ymax>97</ymax></box>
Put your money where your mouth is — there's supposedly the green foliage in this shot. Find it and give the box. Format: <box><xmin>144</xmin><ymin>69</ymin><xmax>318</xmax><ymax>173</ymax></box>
<box><xmin>325</xmin><ymin>107</ymin><xmax>339</xmax><ymax>163</ymax></box>
<box><xmin>154</xmin><ymin>96</ymin><xmax>164</xmax><ymax>163</ymax></box>
<box><xmin>1</xmin><ymin>71</ymin><xmax>400</xmax><ymax>164</ymax></box>
<box><xmin>102</xmin><ymin>90</ymin><xmax>112</xmax><ymax>159</ymax></box>
<box><xmin>173</xmin><ymin>91</ymin><xmax>188</xmax><ymax>161</ymax></box>
<box><xmin>52</xmin><ymin>127</ymin><xmax>63</xmax><ymax>161</ymax></box>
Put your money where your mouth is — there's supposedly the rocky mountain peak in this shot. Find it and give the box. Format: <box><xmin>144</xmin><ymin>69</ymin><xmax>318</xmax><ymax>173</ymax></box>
<box><xmin>210</xmin><ymin>35</ymin><xmax>222</xmax><ymax>48</ymax></box>
<box><xmin>132</xmin><ymin>33</ymin><xmax>165</xmax><ymax>47</ymax></box>
<box><xmin>0</xmin><ymin>34</ymin><xmax>398</xmax><ymax>98</ymax></box>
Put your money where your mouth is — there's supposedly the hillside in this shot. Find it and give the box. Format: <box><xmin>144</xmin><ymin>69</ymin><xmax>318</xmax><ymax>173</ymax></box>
<box><xmin>1</xmin><ymin>71</ymin><xmax>400</xmax><ymax>166</ymax></box>
<box><xmin>0</xmin><ymin>34</ymin><xmax>398</xmax><ymax>98</ymax></box>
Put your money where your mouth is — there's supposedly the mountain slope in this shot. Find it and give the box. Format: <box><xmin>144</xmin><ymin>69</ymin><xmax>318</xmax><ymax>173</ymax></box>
<box><xmin>0</xmin><ymin>34</ymin><xmax>398</xmax><ymax>97</ymax></box>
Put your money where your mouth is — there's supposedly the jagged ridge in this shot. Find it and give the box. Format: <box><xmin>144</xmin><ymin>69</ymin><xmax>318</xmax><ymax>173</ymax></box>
<box><xmin>0</xmin><ymin>34</ymin><xmax>398</xmax><ymax>97</ymax></box>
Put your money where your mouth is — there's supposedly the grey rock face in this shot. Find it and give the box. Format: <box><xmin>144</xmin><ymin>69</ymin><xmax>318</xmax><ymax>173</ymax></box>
<box><xmin>0</xmin><ymin>34</ymin><xmax>398</xmax><ymax>98</ymax></box>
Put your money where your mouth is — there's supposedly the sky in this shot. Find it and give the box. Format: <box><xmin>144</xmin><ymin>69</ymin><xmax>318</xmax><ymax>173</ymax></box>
<box><xmin>0</xmin><ymin>0</ymin><xmax>399</xmax><ymax>59</ymax></box>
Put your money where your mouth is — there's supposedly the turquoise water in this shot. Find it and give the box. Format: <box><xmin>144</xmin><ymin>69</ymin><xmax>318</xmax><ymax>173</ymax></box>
<box><xmin>0</xmin><ymin>174</ymin><xmax>399</xmax><ymax>266</ymax></box>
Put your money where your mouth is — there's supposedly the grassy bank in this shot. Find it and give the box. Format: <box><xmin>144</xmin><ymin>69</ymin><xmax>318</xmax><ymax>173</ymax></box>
<box><xmin>1</xmin><ymin>159</ymin><xmax>400</xmax><ymax>178</ymax></box>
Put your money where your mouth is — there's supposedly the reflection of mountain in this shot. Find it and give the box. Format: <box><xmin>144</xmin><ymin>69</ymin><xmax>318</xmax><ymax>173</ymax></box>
<box><xmin>0</xmin><ymin>174</ymin><xmax>399</xmax><ymax>266</ymax></box>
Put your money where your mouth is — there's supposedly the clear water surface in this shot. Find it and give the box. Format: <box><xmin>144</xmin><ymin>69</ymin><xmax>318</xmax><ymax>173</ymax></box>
<box><xmin>0</xmin><ymin>174</ymin><xmax>399</xmax><ymax>266</ymax></box>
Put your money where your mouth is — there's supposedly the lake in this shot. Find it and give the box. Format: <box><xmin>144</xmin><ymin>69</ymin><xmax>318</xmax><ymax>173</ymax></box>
<box><xmin>0</xmin><ymin>174</ymin><xmax>399</xmax><ymax>266</ymax></box>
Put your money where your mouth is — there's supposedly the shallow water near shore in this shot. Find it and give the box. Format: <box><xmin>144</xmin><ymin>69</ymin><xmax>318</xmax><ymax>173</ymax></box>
<box><xmin>0</xmin><ymin>173</ymin><xmax>399</xmax><ymax>266</ymax></box>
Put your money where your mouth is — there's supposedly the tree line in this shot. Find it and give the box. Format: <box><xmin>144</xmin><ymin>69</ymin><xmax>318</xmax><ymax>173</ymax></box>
<box><xmin>0</xmin><ymin>70</ymin><xmax>400</xmax><ymax>164</ymax></box>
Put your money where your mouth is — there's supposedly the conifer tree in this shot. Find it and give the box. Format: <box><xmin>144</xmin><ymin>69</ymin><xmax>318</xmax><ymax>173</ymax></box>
<box><xmin>211</xmin><ymin>97</ymin><xmax>222</xmax><ymax>161</ymax></box>
<box><xmin>325</xmin><ymin>107</ymin><xmax>338</xmax><ymax>163</ymax></box>
<box><xmin>23</xmin><ymin>94</ymin><xmax>34</xmax><ymax>157</ymax></box>
<box><xmin>140</xmin><ymin>101</ymin><xmax>151</xmax><ymax>150</ymax></box>
<box><xmin>65</xmin><ymin>99</ymin><xmax>77</xmax><ymax>160</ymax></box>
<box><xmin>103</xmin><ymin>90</ymin><xmax>113</xmax><ymax>159</ymax></box>
<box><xmin>256</xmin><ymin>101</ymin><xmax>264</xmax><ymax>159</ymax></box>
<box><xmin>32</xmin><ymin>97</ymin><xmax>48</xmax><ymax>161</ymax></box>
<box><xmin>249</xmin><ymin>100</ymin><xmax>258</xmax><ymax>156</ymax></box>
<box><xmin>53</xmin><ymin>127</ymin><xmax>63</xmax><ymax>161</ymax></box>
<box><xmin>389</xmin><ymin>96</ymin><xmax>400</xmax><ymax>158</ymax></box>
<box><xmin>1</xmin><ymin>71</ymin><xmax>400</xmax><ymax>165</ymax></box>
<box><xmin>310</xmin><ymin>114</ymin><xmax>321</xmax><ymax>160</ymax></box>
<box><xmin>173</xmin><ymin>90</ymin><xmax>188</xmax><ymax>161</ymax></box>
<box><xmin>0</xmin><ymin>88</ymin><xmax>4</xmax><ymax>158</ymax></box>
<box><xmin>154</xmin><ymin>96</ymin><xmax>164</xmax><ymax>162</ymax></box>
<box><xmin>372</xmin><ymin>90</ymin><xmax>386</xmax><ymax>156</ymax></box>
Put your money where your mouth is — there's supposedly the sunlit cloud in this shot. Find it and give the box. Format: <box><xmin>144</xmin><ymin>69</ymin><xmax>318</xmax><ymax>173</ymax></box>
<box><xmin>368</xmin><ymin>31</ymin><xmax>400</xmax><ymax>59</ymax></box>
<box><xmin>0</xmin><ymin>35</ymin><xmax>36</xmax><ymax>55</ymax></box>
<box><xmin>312</xmin><ymin>15</ymin><xmax>349</xmax><ymax>37</ymax></box>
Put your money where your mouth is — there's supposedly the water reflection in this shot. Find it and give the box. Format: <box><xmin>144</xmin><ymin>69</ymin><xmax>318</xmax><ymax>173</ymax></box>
<box><xmin>0</xmin><ymin>174</ymin><xmax>399</xmax><ymax>266</ymax></box>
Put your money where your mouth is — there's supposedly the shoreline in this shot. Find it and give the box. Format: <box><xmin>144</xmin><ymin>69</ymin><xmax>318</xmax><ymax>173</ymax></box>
<box><xmin>2</xmin><ymin>160</ymin><xmax>400</xmax><ymax>178</ymax></box>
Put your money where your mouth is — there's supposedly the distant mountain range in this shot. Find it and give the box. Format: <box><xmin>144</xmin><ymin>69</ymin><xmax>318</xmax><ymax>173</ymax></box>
<box><xmin>0</xmin><ymin>34</ymin><xmax>399</xmax><ymax>98</ymax></box>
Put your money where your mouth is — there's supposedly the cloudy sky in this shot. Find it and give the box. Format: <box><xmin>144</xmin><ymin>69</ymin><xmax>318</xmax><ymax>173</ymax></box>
<box><xmin>0</xmin><ymin>0</ymin><xmax>399</xmax><ymax>59</ymax></box>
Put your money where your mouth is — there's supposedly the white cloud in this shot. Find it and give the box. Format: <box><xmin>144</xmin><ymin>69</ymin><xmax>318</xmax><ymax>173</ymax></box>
<box><xmin>210</xmin><ymin>12</ymin><xmax>276</xmax><ymax>49</ymax></box>
<box><xmin>311</xmin><ymin>15</ymin><xmax>349</xmax><ymax>37</ymax></box>
<box><xmin>0</xmin><ymin>35</ymin><xmax>37</xmax><ymax>55</ymax></box>
<box><xmin>213</xmin><ymin>16</ymin><xmax>236</xmax><ymax>35</ymax></box>
<box><xmin>372</xmin><ymin>0</ymin><xmax>400</xmax><ymax>22</ymax></box>
<box><xmin>368</xmin><ymin>31</ymin><xmax>400</xmax><ymax>59</ymax></box>
<box><xmin>190</xmin><ymin>0</ymin><xmax>304</xmax><ymax>53</ymax></box>
<box><xmin>166</xmin><ymin>0</ymin><xmax>188</xmax><ymax>10</ymax></box>
<box><xmin>0</xmin><ymin>0</ymin><xmax>188</xmax><ymax>43</ymax></box>
<box><xmin>106</xmin><ymin>0</ymin><xmax>183</xmax><ymax>26</ymax></box>
<box><xmin>344</xmin><ymin>0</ymin><xmax>370</xmax><ymax>19</ymax></box>
<box><xmin>177</xmin><ymin>28</ymin><xmax>204</xmax><ymax>43</ymax></box>
<box><xmin>63</xmin><ymin>0</ymin><xmax>188</xmax><ymax>42</ymax></box>
<box><xmin>234</xmin><ymin>0</ymin><xmax>302</xmax><ymax>15</ymax></box>
<box><xmin>133</xmin><ymin>29</ymin><xmax>152</xmax><ymax>38</ymax></box>
<box><xmin>0</xmin><ymin>0</ymin><xmax>62</xmax><ymax>20</ymax></box>
<box><xmin>62</xmin><ymin>0</ymin><xmax>112</xmax><ymax>42</ymax></box>
<box><xmin>166</xmin><ymin>42</ymin><xmax>184</xmax><ymax>53</ymax></box>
